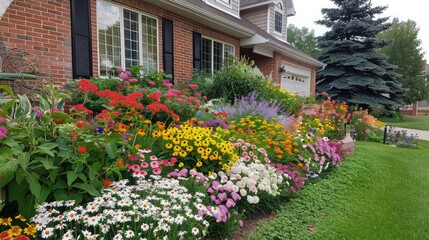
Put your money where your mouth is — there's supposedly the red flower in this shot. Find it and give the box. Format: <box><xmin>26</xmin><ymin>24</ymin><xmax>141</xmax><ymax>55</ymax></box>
<box><xmin>76</xmin><ymin>120</ymin><xmax>86</xmax><ymax>128</ymax></box>
<box><xmin>116</xmin><ymin>159</ymin><xmax>124</xmax><ymax>167</ymax></box>
<box><xmin>0</xmin><ymin>231</ymin><xmax>10</xmax><ymax>240</ymax></box>
<box><xmin>188</xmin><ymin>84</ymin><xmax>198</xmax><ymax>90</ymax></box>
<box><xmin>70</xmin><ymin>132</ymin><xmax>78</xmax><ymax>138</ymax></box>
<box><xmin>103</xmin><ymin>178</ymin><xmax>112</xmax><ymax>187</ymax></box>
<box><xmin>148</xmin><ymin>91</ymin><xmax>161</xmax><ymax>102</ymax></box>
<box><xmin>77</xmin><ymin>79</ymin><xmax>98</xmax><ymax>93</ymax></box>
<box><xmin>77</xmin><ymin>145</ymin><xmax>87</xmax><ymax>154</ymax></box>
<box><xmin>54</xmin><ymin>118</ymin><xmax>62</xmax><ymax>124</ymax></box>
<box><xmin>14</xmin><ymin>236</ymin><xmax>30</xmax><ymax>240</ymax></box>
<box><xmin>74</xmin><ymin>104</ymin><xmax>93</xmax><ymax>115</ymax></box>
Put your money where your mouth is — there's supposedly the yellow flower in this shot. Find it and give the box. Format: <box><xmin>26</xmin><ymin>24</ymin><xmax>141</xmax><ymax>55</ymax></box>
<box><xmin>173</xmin><ymin>145</ymin><xmax>181</xmax><ymax>152</ymax></box>
<box><xmin>179</xmin><ymin>151</ymin><xmax>187</xmax><ymax>158</ymax></box>
<box><xmin>196</xmin><ymin>161</ymin><xmax>203</xmax><ymax>167</ymax></box>
<box><xmin>134</xmin><ymin>144</ymin><xmax>141</xmax><ymax>150</ymax></box>
<box><xmin>137</xmin><ymin>128</ymin><xmax>146</xmax><ymax>136</ymax></box>
<box><xmin>7</xmin><ymin>225</ymin><xmax>22</xmax><ymax>237</ymax></box>
<box><xmin>15</xmin><ymin>214</ymin><xmax>26</xmax><ymax>222</ymax></box>
<box><xmin>24</xmin><ymin>224</ymin><xmax>37</xmax><ymax>236</ymax></box>
<box><xmin>0</xmin><ymin>217</ymin><xmax>12</xmax><ymax>226</ymax></box>
<box><xmin>221</xmin><ymin>164</ymin><xmax>230</xmax><ymax>171</ymax></box>
<box><xmin>178</xmin><ymin>162</ymin><xmax>184</xmax><ymax>167</ymax></box>
<box><xmin>165</xmin><ymin>143</ymin><xmax>173</xmax><ymax>149</ymax></box>
<box><xmin>186</xmin><ymin>146</ymin><xmax>193</xmax><ymax>152</ymax></box>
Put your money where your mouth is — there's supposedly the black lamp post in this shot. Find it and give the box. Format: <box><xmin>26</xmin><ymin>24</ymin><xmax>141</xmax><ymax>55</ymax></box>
<box><xmin>350</xmin><ymin>126</ymin><xmax>356</xmax><ymax>140</ymax></box>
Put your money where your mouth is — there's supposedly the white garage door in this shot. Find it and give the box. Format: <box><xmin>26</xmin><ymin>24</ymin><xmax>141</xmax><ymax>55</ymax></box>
<box><xmin>280</xmin><ymin>62</ymin><xmax>311</xmax><ymax>96</ymax></box>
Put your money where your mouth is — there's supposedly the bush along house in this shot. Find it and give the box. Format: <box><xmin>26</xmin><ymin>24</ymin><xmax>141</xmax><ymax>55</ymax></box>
<box><xmin>0</xmin><ymin>0</ymin><xmax>325</xmax><ymax>96</ymax></box>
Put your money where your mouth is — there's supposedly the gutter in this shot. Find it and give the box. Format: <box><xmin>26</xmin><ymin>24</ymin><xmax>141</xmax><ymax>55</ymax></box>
<box><xmin>269</xmin><ymin>40</ymin><xmax>326</xmax><ymax>68</ymax></box>
<box><xmin>158</xmin><ymin>0</ymin><xmax>256</xmax><ymax>37</ymax></box>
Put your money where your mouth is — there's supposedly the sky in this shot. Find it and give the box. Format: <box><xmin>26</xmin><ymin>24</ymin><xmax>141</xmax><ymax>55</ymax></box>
<box><xmin>288</xmin><ymin>0</ymin><xmax>429</xmax><ymax>63</ymax></box>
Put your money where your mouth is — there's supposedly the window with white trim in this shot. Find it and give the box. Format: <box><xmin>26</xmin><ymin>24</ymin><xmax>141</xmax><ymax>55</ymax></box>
<box><xmin>201</xmin><ymin>37</ymin><xmax>234</xmax><ymax>73</ymax></box>
<box><xmin>274</xmin><ymin>2</ymin><xmax>283</xmax><ymax>33</ymax></box>
<box><xmin>97</xmin><ymin>1</ymin><xmax>158</xmax><ymax>76</ymax></box>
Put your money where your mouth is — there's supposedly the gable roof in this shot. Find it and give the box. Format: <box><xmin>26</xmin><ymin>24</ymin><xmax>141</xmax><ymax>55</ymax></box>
<box><xmin>147</xmin><ymin>0</ymin><xmax>324</xmax><ymax>68</ymax></box>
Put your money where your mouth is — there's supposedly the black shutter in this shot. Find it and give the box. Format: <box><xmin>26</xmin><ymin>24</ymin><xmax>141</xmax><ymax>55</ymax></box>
<box><xmin>193</xmin><ymin>32</ymin><xmax>201</xmax><ymax>71</ymax></box>
<box><xmin>162</xmin><ymin>18</ymin><xmax>174</xmax><ymax>80</ymax></box>
<box><xmin>71</xmin><ymin>0</ymin><xmax>92</xmax><ymax>78</ymax></box>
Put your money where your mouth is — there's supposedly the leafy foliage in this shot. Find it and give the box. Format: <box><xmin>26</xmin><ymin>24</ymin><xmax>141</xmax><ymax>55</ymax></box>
<box><xmin>316</xmin><ymin>0</ymin><xmax>403</xmax><ymax>110</ymax></box>
<box><xmin>377</xmin><ymin>18</ymin><xmax>429</xmax><ymax>104</ymax></box>
<box><xmin>287</xmin><ymin>24</ymin><xmax>321</xmax><ymax>58</ymax></box>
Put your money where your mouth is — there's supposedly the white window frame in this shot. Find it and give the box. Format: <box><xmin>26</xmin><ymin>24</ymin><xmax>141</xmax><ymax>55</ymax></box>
<box><xmin>201</xmin><ymin>36</ymin><xmax>235</xmax><ymax>73</ymax></box>
<box><xmin>97</xmin><ymin>0</ymin><xmax>159</xmax><ymax>76</ymax></box>
<box><xmin>216</xmin><ymin>0</ymin><xmax>232</xmax><ymax>8</ymax></box>
<box><xmin>274</xmin><ymin>2</ymin><xmax>283</xmax><ymax>34</ymax></box>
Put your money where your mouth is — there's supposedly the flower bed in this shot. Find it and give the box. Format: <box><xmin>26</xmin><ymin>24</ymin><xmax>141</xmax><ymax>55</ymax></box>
<box><xmin>0</xmin><ymin>65</ymin><xmax>351</xmax><ymax>239</ymax></box>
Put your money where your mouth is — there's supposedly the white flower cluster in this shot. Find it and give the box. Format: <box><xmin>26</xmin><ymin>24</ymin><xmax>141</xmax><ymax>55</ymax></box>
<box><xmin>31</xmin><ymin>176</ymin><xmax>212</xmax><ymax>240</ymax></box>
<box><xmin>225</xmin><ymin>158</ymin><xmax>283</xmax><ymax>204</ymax></box>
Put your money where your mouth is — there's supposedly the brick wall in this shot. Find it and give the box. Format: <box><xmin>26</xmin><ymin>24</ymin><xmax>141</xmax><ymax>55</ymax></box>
<box><xmin>242</xmin><ymin>48</ymin><xmax>317</xmax><ymax>95</ymax></box>
<box><xmin>0</xmin><ymin>0</ymin><xmax>72</xmax><ymax>85</ymax></box>
<box><xmin>92</xmin><ymin>0</ymin><xmax>240</xmax><ymax>82</ymax></box>
<box><xmin>1</xmin><ymin>0</ymin><xmax>240</xmax><ymax>86</ymax></box>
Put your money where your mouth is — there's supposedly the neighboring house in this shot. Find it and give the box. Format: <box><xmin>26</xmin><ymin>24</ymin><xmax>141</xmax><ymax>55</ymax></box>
<box><xmin>0</xmin><ymin>0</ymin><xmax>324</xmax><ymax>96</ymax></box>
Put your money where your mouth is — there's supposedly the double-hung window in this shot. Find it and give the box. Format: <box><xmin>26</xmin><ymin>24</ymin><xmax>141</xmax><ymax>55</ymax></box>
<box><xmin>97</xmin><ymin>1</ymin><xmax>158</xmax><ymax>77</ymax></box>
<box><xmin>274</xmin><ymin>2</ymin><xmax>283</xmax><ymax>34</ymax></box>
<box><xmin>201</xmin><ymin>37</ymin><xmax>234</xmax><ymax>73</ymax></box>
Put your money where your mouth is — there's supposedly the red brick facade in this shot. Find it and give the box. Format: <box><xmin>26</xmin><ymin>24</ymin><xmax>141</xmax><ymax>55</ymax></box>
<box><xmin>1</xmin><ymin>0</ymin><xmax>319</xmax><ymax>95</ymax></box>
<box><xmin>242</xmin><ymin>49</ymin><xmax>317</xmax><ymax>96</ymax></box>
<box><xmin>0</xmin><ymin>0</ymin><xmax>240</xmax><ymax>85</ymax></box>
<box><xmin>0</xmin><ymin>0</ymin><xmax>72</xmax><ymax>85</ymax></box>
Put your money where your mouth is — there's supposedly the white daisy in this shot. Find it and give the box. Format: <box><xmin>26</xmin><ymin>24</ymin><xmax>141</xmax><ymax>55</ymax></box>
<box><xmin>41</xmin><ymin>227</ymin><xmax>54</xmax><ymax>238</ymax></box>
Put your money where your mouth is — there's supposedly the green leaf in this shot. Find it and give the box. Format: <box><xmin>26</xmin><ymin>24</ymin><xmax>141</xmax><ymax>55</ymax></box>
<box><xmin>14</xmin><ymin>94</ymin><xmax>32</xmax><ymax>119</ymax></box>
<box><xmin>8</xmin><ymin>181</ymin><xmax>27</xmax><ymax>202</ymax></box>
<box><xmin>38</xmin><ymin>142</ymin><xmax>58</xmax><ymax>150</ymax></box>
<box><xmin>73</xmin><ymin>183</ymin><xmax>101</xmax><ymax>197</ymax></box>
<box><xmin>39</xmin><ymin>158</ymin><xmax>58</xmax><ymax>170</ymax></box>
<box><xmin>53</xmin><ymin>190</ymin><xmax>68</xmax><ymax>201</ymax></box>
<box><xmin>49</xmin><ymin>169</ymin><xmax>59</xmax><ymax>182</ymax></box>
<box><xmin>26</xmin><ymin>172</ymin><xmax>41</xmax><ymax>202</ymax></box>
<box><xmin>105</xmin><ymin>141</ymin><xmax>117</xmax><ymax>159</ymax></box>
<box><xmin>17</xmin><ymin>152</ymin><xmax>30</xmax><ymax>171</ymax></box>
<box><xmin>0</xmin><ymin>85</ymin><xmax>14</xmax><ymax>96</ymax></box>
<box><xmin>67</xmin><ymin>171</ymin><xmax>78</xmax><ymax>186</ymax></box>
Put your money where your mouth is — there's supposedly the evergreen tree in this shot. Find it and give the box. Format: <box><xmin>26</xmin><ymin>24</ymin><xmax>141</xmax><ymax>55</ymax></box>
<box><xmin>316</xmin><ymin>0</ymin><xmax>403</xmax><ymax>110</ymax></box>
<box><xmin>377</xmin><ymin>18</ymin><xmax>429</xmax><ymax>104</ymax></box>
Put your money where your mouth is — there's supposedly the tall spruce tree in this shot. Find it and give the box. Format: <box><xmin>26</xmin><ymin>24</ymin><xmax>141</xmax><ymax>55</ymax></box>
<box><xmin>316</xmin><ymin>0</ymin><xmax>403</xmax><ymax>110</ymax></box>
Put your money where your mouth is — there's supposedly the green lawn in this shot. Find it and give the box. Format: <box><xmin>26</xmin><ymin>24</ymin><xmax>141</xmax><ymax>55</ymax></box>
<box><xmin>248</xmin><ymin>141</ymin><xmax>429</xmax><ymax>240</ymax></box>
<box><xmin>380</xmin><ymin>115</ymin><xmax>429</xmax><ymax>131</ymax></box>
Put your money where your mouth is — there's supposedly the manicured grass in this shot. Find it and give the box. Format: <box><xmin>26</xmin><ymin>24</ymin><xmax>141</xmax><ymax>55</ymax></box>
<box><xmin>380</xmin><ymin>115</ymin><xmax>429</xmax><ymax>131</ymax></box>
<box><xmin>248</xmin><ymin>141</ymin><xmax>429</xmax><ymax>239</ymax></box>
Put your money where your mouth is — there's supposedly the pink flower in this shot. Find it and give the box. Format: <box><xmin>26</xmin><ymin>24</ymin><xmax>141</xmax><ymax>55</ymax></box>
<box><xmin>150</xmin><ymin>161</ymin><xmax>159</xmax><ymax>168</ymax></box>
<box><xmin>140</xmin><ymin>162</ymin><xmax>149</xmax><ymax>168</ymax></box>
<box><xmin>150</xmin><ymin>155</ymin><xmax>158</xmax><ymax>161</ymax></box>
<box><xmin>153</xmin><ymin>167</ymin><xmax>162</xmax><ymax>175</ymax></box>
<box><xmin>117</xmin><ymin>66</ymin><xmax>124</xmax><ymax>72</ymax></box>
<box><xmin>218</xmin><ymin>192</ymin><xmax>227</xmax><ymax>202</ymax></box>
<box><xmin>120</xmin><ymin>73</ymin><xmax>129</xmax><ymax>79</ymax></box>
<box><xmin>129</xmin><ymin>155</ymin><xmax>138</xmax><ymax>161</ymax></box>
<box><xmin>131</xmin><ymin>164</ymin><xmax>140</xmax><ymax>172</ymax></box>
<box><xmin>188</xmin><ymin>84</ymin><xmax>198</xmax><ymax>90</ymax></box>
<box><xmin>226</xmin><ymin>198</ymin><xmax>236</xmax><ymax>208</ymax></box>
<box><xmin>238</xmin><ymin>220</ymin><xmax>244</xmax><ymax>228</ymax></box>
<box><xmin>0</xmin><ymin>117</ymin><xmax>5</xmax><ymax>122</ymax></box>
<box><xmin>148</xmin><ymin>81</ymin><xmax>155</xmax><ymax>86</ymax></box>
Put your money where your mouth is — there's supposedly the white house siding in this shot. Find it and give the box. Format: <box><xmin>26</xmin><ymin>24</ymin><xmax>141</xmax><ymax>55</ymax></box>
<box><xmin>206</xmin><ymin>0</ymin><xmax>239</xmax><ymax>17</ymax></box>
<box><xmin>0</xmin><ymin>0</ymin><xmax>13</xmax><ymax>20</ymax></box>
<box><xmin>241</xmin><ymin>6</ymin><xmax>268</xmax><ymax>31</ymax></box>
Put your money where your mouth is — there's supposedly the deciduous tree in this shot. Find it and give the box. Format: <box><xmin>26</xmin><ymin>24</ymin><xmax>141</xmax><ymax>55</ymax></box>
<box><xmin>377</xmin><ymin>18</ymin><xmax>429</xmax><ymax>104</ymax></box>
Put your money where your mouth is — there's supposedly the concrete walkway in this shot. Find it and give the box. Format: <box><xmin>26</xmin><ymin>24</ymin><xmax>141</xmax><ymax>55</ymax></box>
<box><xmin>387</xmin><ymin>127</ymin><xmax>429</xmax><ymax>141</ymax></box>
